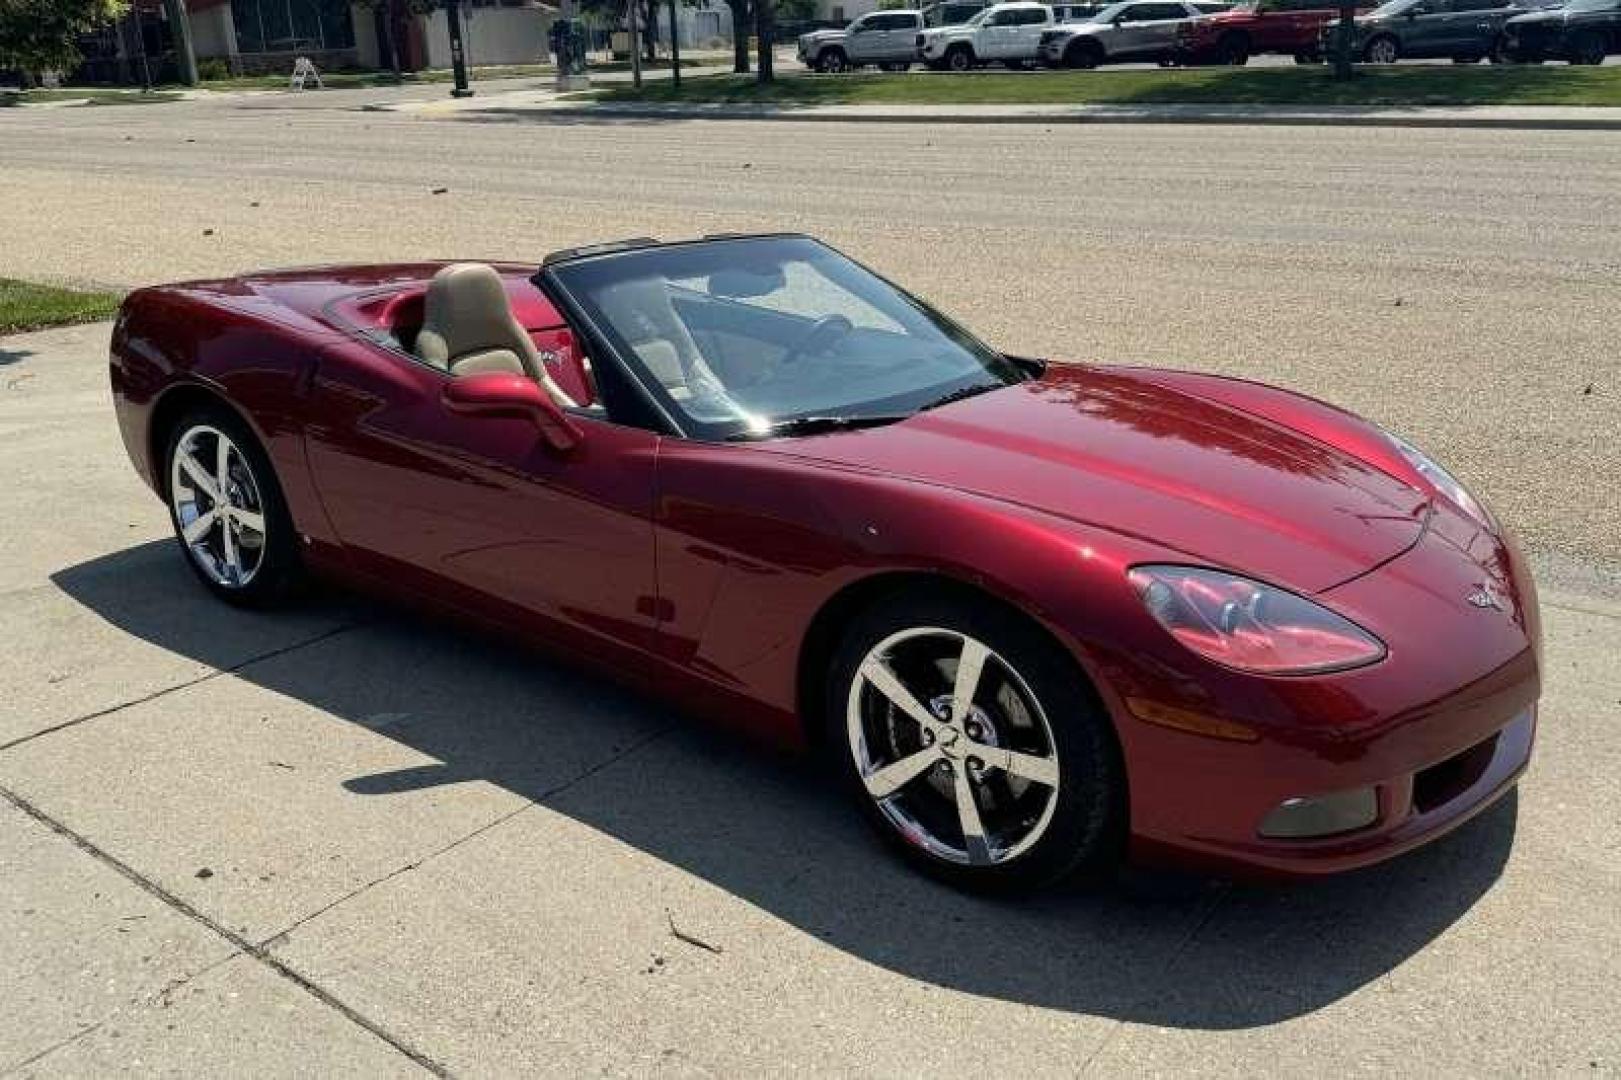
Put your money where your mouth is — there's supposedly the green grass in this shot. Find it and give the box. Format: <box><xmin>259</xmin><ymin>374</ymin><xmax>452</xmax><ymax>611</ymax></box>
<box><xmin>595</xmin><ymin>66</ymin><xmax>1621</xmax><ymax>108</ymax></box>
<box><xmin>0</xmin><ymin>88</ymin><xmax>182</xmax><ymax>107</ymax></box>
<box><xmin>0</xmin><ymin>280</ymin><xmax>121</xmax><ymax>336</ymax></box>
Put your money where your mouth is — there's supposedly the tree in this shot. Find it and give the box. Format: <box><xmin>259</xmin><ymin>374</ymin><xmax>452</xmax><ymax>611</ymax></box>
<box><xmin>0</xmin><ymin>0</ymin><xmax>127</xmax><ymax>83</ymax></box>
<box><xmin>752</xmin><ymin>0</ymin><xmax>772</xmax><ymax>82</ymax></box>
<box><xmin>726</xmin><ymin>0</ymin><xmax>751</xmax><ymax>72</ymax></box>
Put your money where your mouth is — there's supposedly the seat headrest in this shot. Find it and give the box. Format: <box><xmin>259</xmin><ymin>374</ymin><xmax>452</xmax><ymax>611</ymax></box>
<box><xmin>418</xmin><ymin>264</ymin><xmax>527</xmax><ymax>366</ymax></box>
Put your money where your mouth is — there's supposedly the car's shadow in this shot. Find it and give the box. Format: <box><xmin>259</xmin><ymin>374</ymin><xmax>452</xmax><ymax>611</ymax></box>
<box><xmin>52</xmin><ymin>541</ymin><xmax>1518</xmax><ymax>1031</ymax></box>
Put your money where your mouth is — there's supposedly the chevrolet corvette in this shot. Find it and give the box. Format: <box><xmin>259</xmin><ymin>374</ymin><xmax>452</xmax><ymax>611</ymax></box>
<box><xmin>109</xmin><ymin>234</ymin><xmax>1539</xmax><ymax>890</ymax></box>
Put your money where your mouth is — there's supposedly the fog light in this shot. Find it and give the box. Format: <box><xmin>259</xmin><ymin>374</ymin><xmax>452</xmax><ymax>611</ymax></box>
<box><xmin>1258</xmin><ymin>787</ymin><xmax>1378</xmax><ymax>839</ymax></box>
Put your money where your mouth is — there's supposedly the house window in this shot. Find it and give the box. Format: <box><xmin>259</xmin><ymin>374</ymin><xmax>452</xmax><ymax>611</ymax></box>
<box><xmin>833</xmin><ymin>6</ymin><xmax>846</xmax><ymax>19</ymax></box>
<box><xmin>232</xmin><ymin>0</ymin><xmax>357</xmax><ymax>53</ymax></box>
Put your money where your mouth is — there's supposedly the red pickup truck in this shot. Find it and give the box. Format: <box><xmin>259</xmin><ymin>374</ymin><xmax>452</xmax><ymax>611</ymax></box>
<box><xmin>1176</xmin><ymin>0</ymin><xmax>1373</xmax><ymax>63</ymax></box>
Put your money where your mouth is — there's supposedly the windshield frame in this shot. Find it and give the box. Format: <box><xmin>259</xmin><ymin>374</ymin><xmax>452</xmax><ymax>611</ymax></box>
<box><xmin>536</xmin><ymin>234</ymin><xmax>1027</xmax><ymax>443</ymax></box>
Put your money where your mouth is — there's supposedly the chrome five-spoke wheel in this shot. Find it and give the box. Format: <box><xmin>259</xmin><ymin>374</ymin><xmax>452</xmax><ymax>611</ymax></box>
<box><xmin>169</xmin><ymin>423</ymin><xmax>268</xmax><ymax>589</ymax></box>
<box><xmin>847</xmin><ymin>627</ymin><xmax>1062</xmax><ymax>867</ymax></box>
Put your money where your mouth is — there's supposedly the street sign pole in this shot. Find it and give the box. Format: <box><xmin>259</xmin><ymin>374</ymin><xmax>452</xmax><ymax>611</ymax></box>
<box><xmin>447</xmin><ymin>0</ymin><xmax>475</xmax><ymax>97</ymax></box>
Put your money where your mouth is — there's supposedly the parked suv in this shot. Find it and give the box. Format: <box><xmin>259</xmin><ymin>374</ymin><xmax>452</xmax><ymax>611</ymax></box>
<box><xmin>1328</xmin><ymin>0</ymin><xmax>1554</xmax><ymax>61</ymax></box>
<box><xmin>919</xmin><ymin>2</ymin><xmax>1058</xmax><ymax>68</ymax></box>
<box><xmin>799</xmin><ymin>10</ymin><xmax>926</xmax><ymax>71</ymax></box>
<box><xmin>1040</xmin><ymin>0</ymin><xmax>1227</xmax><ymax>66</ymax></box>
<box><xmin>1177</xmin><ymin>0</ymin><xmax>1373</xmax><ymax>62</ymax></box>
<box><xmin>1501</xmin><ymin>0</ymin><xmax>1621</xmax><ymax>61</ymax></box>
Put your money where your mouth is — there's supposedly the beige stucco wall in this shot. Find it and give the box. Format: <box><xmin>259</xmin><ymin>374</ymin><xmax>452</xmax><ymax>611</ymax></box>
<box><xmin>420</xmin><ymin>6</ymin><xmax>552</xmax><ymax>68</ymax></box>
<box><xmin>190</xmin><ymin>2</ymin><xmax>239</xmax><ymax>57</ymax></box>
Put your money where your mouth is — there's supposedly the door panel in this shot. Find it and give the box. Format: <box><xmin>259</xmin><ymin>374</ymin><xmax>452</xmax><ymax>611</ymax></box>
<box><xmin>304</xmin><ymin>341</ymin><xmax>661</xmax><ymax>670</ymax></box>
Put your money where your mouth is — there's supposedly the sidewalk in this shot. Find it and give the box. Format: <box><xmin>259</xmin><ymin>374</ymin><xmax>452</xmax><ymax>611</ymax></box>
<box><xmin>371</xmin><ymin>89</ymin><xmax>1621</xmax><ymax>129</ymax></box>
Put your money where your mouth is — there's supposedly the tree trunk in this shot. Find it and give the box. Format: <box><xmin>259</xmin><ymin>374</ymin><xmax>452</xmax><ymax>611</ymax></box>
<box><xmin>753</xmin><ymin>0</ymin><xmax>774</xmax><ymax>82</ymax></box>
<box><xmin>731</xmin><ymin>0</ymin><xmax>751</xmax><ymax>72</ymax></box>
<box><xmin>642</xmin><ymin>0</ymin><xmax>658</xmax><ymax>61</ymax></box>
<box><xmin>1332</xmin><ymin>2</ymin><xmax>1355</xmax><ymax>79</ymax></box>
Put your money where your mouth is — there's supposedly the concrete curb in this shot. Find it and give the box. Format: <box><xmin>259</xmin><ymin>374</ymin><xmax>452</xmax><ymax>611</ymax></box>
<box><xmin>436</xmin><ymin>99</ymin><xmax>1621</xmax><ymax>130</ymax></box>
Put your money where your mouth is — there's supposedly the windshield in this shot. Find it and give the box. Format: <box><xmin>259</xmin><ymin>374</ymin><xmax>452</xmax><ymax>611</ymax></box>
<box><xmin>1367</xmin><ymin>0</ymin><xmax>1415</xmax><ymax>14</ymax></box>
<box><xmin>1564</xmin><ymin>0</ymin><xmax>1616</xmax><ymax>11</ymax></box>
<box><xmin>963</xmin><ymin>8</ymin><xmax>993</xmax><ymax>24</ymax></box>
<box><xmin>546</xmin><ymin>236</ymin><xmax>1027</xmax><ymax>441</ymax></box>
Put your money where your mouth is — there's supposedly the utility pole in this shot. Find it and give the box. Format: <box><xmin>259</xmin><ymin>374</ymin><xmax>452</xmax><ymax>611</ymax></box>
<box><xmin>446</xmin><ymin>0</ymin><xmax>475</xmax><ymax>96</ymax></box>
<box><xmin>668</xmin><ymin>0</ymin><xmax>681</xmax><ymax>87</ymax></box>
<box><xmin>629</xmin><ymin>0</ymin><xmax>643</xmax><ymax>88</ymax></box>
<box><xmin>161</xmin><ymin>0</ymin><xmax>198</xmax><ymax>86</ymax></box>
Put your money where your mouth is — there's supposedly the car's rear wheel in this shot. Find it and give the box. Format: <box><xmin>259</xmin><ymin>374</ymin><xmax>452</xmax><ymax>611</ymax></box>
<box><xmin>1569</xmin><ymin>30</ymin><xmax>1607</xmax><ymax>64</ymax></box>
<box><xmin>164</xmin><ymin>404</ymin><xmax>300</xmax><ymax>607</ymax></box>
<box><xmin>827</xmin><ymin>590</ymin><xmax>1123</xmax><ymax>892</ymax></box>
<box><xmin>1364</xmin><ymin>34</ymin><xmax>1400</xmax><ymax>63</ymax></box>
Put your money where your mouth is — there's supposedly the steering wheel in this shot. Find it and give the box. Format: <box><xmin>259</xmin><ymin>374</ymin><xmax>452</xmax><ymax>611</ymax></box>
<box><xmin>779</xmin><ymin>315</ymin><xmax>853</xmax><ymax>365</ymax></box>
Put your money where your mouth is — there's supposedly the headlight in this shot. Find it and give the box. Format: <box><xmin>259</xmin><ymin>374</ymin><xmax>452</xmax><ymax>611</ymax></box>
<box><xmin>1384</xmin><ymin>431</ymin><xmax>1493</xmax><ymax>528</ymax></box>
<box><xmin>1128</xmin><ymin>566</ymin><xmax>1387</xmax><ymax>675</ymax></box>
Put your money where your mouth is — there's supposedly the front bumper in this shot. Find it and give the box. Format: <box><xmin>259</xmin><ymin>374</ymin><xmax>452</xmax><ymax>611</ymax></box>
<box><xmin>1116</xmin><ymin>505</ymin><xmax>1541</xmax><ymax>879</ymax></box>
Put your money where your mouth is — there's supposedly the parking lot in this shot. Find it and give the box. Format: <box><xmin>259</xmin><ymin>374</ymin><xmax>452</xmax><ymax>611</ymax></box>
<box><xmin>3</xmin><ymin>100</ymin><xmax>1620</xmax><ymax>1075</ymax></box>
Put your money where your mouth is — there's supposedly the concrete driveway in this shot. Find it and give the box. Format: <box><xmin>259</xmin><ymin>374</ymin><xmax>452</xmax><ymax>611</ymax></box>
<box><xmin>1</xmin><ymin>317</ymin><xmax>1618</xmax><ymax>1076</ymax></box>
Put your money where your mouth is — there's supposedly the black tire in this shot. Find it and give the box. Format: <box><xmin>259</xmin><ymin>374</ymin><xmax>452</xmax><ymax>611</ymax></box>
<box><xmin>162</xmin><ymin>402</ymin><xmax>302</xmax><ymax>608</ymax></box>
<box><xmin>1362</xmin><ymin>34</ymin><xmax>1400</xmax><ymax>63</ymax></box>
<box><xmin>1292</xmin><ymin>50</ymin><xmax>1321</xmax><ymax>63</ymax></box>
<box><xmin>825</xmin><ymin>588</ymin><xmax>1125</xmax><ymax>893</ymax></box>
<box><xmin>945</xmin><ymin>44</ymin><xmax>975</xmax><ymax>70</ymax></box>
<box><xmin>1214</xmin><ymin>32</ymin><xmax>1250</xmax><ymax>65</ymax></box>
<box><xmin>1065</xmin><ymin>40</ymin><xmax>1103</xmax><ymax>68</ymax></box>
<box><xmin>816</xmin><ymin>48</ymin><xmax>849</xmax><ymax>73</ymax></box>
<box><xmin>1569</xmin><ymin>30</ymin><xmax>1606</xmax><ymax>65</ymax></box>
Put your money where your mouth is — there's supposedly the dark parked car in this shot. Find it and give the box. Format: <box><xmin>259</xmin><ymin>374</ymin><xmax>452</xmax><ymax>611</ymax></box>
<box><xmin>1327</xmin><ymin>0</ymin><xmax>1537</xmax><ymax>63</ymax></box>
<box><xmin>1502</xmin><ymin>0</ymin><xmax>1621</xmax><ymax>61</ymax></box>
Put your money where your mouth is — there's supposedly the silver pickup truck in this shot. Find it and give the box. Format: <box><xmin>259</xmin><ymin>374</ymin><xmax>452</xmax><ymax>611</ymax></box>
<box><xmin>798</xmin><ymin>10</ymin><xmax>927</xmax><ymax>71</ymax></box>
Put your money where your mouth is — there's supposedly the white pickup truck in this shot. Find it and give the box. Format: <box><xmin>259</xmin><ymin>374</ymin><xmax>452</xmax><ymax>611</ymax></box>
<box><xmin>918</xmin><ymin>1</ymin><xmax>1067</xmax><ymax>68</ymax></box>
<box><xmin>797</xmin><ymin>10</ymin><xmax>927</xmax><ymax>72</ymax></box>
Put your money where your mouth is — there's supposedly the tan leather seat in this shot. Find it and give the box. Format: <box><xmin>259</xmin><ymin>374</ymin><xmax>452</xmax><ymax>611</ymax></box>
<box><xmin>416</xmin><ymin>263</ymin><xmax>576</xmax><ymax>407</ymax></box>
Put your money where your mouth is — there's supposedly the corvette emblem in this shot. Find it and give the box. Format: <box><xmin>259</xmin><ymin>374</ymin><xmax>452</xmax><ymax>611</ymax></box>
<box><xmin>1466</xmin><ymin>582</ymin><xmax>1508</xmax><ymax>611</ymax></box>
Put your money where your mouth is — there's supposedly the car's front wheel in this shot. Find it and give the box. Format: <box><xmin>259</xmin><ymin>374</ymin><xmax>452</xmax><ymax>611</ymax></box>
<box><xmin>164</xmin><ymin>404</ymin><xmax>301</xmax><ymax>607</ymax></box>
<box><xmin>945</xmin><ymin>45</ymin><xmax>975</xmax><ymax>70</ymax></box>
<box><xmin>827</xmin><ymin>589</ymin><xmax>1123</xmax><ymax>892</ymax></box>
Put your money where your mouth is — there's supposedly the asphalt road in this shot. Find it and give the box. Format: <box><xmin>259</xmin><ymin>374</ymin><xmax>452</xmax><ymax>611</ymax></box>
<box><xmin>2</xmin><ymin>97</ymin><xmax>1619</xmax><ymax>1075</ymax></box>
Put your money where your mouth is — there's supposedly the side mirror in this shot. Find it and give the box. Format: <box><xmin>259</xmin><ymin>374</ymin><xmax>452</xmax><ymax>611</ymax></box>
<box><xmin>442</xmin><ymin>372</ymin><xmax>583</xmax><ymax>452</ymax></box>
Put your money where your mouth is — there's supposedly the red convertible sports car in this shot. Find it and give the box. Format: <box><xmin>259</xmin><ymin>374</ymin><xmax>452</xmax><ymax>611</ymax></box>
<box><xmin>109</xmin><ymin>234</ymin><xmax>1539</xmax><ymax>890</ymax></box>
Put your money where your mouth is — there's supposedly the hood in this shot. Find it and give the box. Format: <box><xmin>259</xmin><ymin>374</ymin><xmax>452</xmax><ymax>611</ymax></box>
<box><xmin>768</xmin><ymin>365</ymin><xmax>1430</xmax><ymax>594</ymax></box>
<box><xmin>1506</xmin><ymin>9</ymin><xmax>1562</xmax><ymax>22</ymax></box>
<box><xmin>801</xmin><ymin>27</ymin><xmax>845</xmax><ymax>39</ymax></box>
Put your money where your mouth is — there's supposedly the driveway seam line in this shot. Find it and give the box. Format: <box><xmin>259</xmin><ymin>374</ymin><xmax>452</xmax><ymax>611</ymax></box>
<box><xmin>0</xmin><ymin>621</ymin><xmax>362</xmax><ymax>756</ymax></box>
<box><xmin>0</xmin><ymin>951</ymin><xmax>244</xmax><ymax>1076</ymax></box>
<box><xmin>0</xmin><ymin>782</ymin><xmax>450</xmax><ymax>1079</ymax></box>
